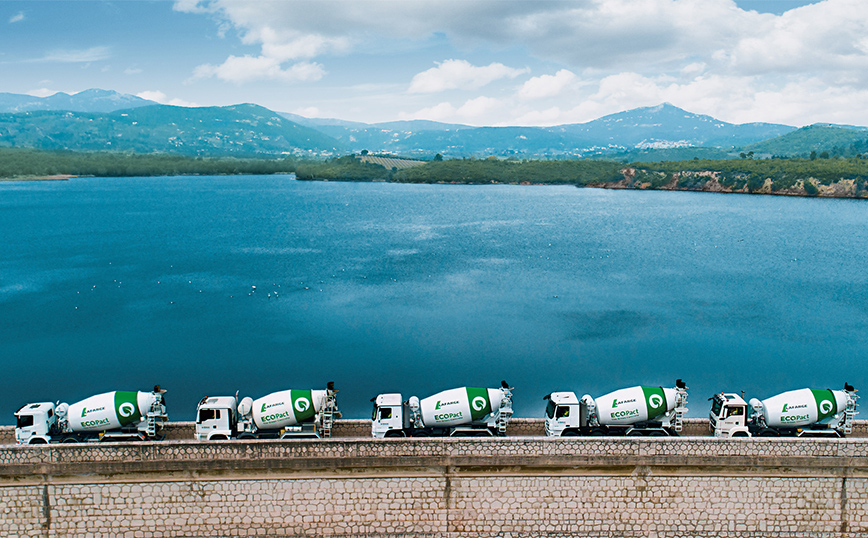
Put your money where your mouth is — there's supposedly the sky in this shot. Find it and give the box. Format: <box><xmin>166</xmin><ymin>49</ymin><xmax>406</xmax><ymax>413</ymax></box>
<box><xmin>2</xmin><ymin>0</ymin><xmax>867</xmax><ymax>127</ymax></box>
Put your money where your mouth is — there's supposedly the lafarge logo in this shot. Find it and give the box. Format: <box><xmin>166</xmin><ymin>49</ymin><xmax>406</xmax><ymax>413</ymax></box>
<box><xmin>648</xmin><ymin>394</ymin><xmax>664</xmax><ymax>409</ymax></box>
<box><xmin>81</xmin><ymin>406</ymin><xmax>105</xmax><ymax>418</ymax></box>
<box><xmin>261</xmin><ymin>401</ymin><xmax>285</xmax><ymax>413</ymax></box>
<box><xmin>612</xmin><ymin>398</ymin><xmax>636</xmax><ymax>409</ymax></box>
<box><xmin>435</xmin><ymin>400</ymin><xmax>459</xmax><ymax>410</ymax></box>
<box><xmin>782</xmin><ymin>403</ymin><xmax>807</xmax><ymax>413</ymax></box>
<box><xmin>471</xmin><ymin>397</ymin><xmax>487</xmax><ymax>412</ymax></box>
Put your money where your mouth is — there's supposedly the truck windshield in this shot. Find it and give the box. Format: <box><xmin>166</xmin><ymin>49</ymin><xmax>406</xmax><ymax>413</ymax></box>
<box><xmin>16</xmin><ymin>415</ymin><xmax>34</xmax><ymax>428</ymax></box>
<box><xmin>710</xmin><ymin>398</ymin><xmax>722</xmax><ymax>417</ymax></box>
<box><xmin>545</xmin><ymin>400</ymin><xmax>556</xmax><ymax>419</ymax></box>
<box><xmin>198</xmin><ymin>409</ymin><xmax>216</xmax><ymax>422</ymax></box>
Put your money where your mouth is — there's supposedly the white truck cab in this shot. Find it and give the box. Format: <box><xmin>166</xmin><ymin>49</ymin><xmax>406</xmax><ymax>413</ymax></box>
<box><xmin>14</xmin><ymin>402</ymin><xmax>57</xmax><ymax>444</ymax></box>
<box><xmin>195</xmin><ymin>396</ymin><xmax>238</xmax><ymax>440</ymax></box>
<box><xmin>709</xmin><ymin>393</ymin><xmax>750</xmax><ymax>437</ymax></box>
<box><xmin>371</xmin><ymin>393</ymin><xmax>405</xmax><ymax>438</ymax></box>
<box><xmin>544</xmin><ymin>392</ymin><xmax>581</xmax><ymax>436</ymax></box>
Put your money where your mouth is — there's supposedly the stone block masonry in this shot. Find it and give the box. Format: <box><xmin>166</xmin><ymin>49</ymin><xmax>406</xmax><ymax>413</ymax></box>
<box><xmin>2</xmin><ymin>437</ymin><xmax>868</xmax><ymax>537</ymax></box>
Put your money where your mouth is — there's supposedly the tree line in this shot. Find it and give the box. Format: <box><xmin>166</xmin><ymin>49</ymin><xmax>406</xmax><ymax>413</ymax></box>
<box><xmin>0</xmin><ymin>148</ymin><xmax>296</xmax><ymax>178</ymax></box>
<box><xmin>631</xmin><ymin>157</ymin><xmax>868</xmax><ymax>192</ymax></box>
<box><xmin>2</xmin><ymin>148</ymin><xmax>867</xmax><ymax>197</ymax></box>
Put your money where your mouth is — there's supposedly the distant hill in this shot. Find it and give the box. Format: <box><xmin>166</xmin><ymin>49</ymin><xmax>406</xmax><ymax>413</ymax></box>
<box><xmin>0</xmin><ymin>89</ymin><xmax>157</xmax><ymax>114</ymax></box>
<box><xmin>558</xmin><ymin>103</ymin><xmax>794</xmax><ymax>149</ymax></box>
<box><xmin>0</xmin><ymin>104</ymin><xmax>342</xmax><ymax>156</ymax></box>
<box><xmin>745</xmin><ymin>124</ymin><xmax>868</xmax><ymax>157</ymax></box>
<box><xmin>281</xmin><ymin>103</ymin><xmax>795</xmax><ymax>158</ymax></box>
<box><xmin>2</xmin><ymin>88</ymin><xmax>867</xmax><ymax>159</ymax></box>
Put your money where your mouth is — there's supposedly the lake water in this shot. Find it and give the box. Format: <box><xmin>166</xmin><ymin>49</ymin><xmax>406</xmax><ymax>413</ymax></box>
<box><xmin>1</xmin><ymin>175</ymin><xmax>866</xmax><ymax>424</ymax></box>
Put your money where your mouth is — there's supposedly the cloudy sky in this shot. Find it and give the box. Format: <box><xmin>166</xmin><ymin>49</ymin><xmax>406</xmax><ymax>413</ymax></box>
<box><xmin>2</xmin><ymin>0</ymin><xmax>867</xmax><ymax>127</ymax></box>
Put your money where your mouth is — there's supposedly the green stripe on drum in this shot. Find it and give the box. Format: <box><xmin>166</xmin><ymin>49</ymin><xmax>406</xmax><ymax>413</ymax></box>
<box><xmin>114</xmin><ymin>391</ymin><xmax>142</xmax><ymax>426</ymax></box>
<box><xmin>465</xmin><ymin>387</ymin><xmax>492</xmax><ymax>421</ymax></box>
<box><xmin>641</xmin><ymin>386</ymin><xmax>667</xmax><ymax>420</ymax></box>
<box><xmin>291</xmin><ymin>390</ymin><xmax>316</xmax><ymax>423</ymax></box>
<box><xmin>811</xmin><ymin>389</ymin><xmax>837</xmax><ymax>421</ymax></box>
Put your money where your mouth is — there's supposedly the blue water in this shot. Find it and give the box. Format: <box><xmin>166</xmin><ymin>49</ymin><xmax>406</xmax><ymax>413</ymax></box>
<box><xmin>1</xmin><ymin>175</ymin><xmax>866</xmax><ymax>424</ymax></box>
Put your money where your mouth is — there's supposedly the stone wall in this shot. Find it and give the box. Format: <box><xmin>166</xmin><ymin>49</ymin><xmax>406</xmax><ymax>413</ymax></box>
<box><xmin>2</xmin><ymin>437</ymin><xmax>868</xmax><ymax>537</ymax></box>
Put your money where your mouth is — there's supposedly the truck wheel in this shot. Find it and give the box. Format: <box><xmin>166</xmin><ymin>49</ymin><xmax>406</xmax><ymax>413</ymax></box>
<box><xmin>384</xmin><ymin>431</ymin><xmax>403</xmax><ymax>438</ymax></box>
<box><xmin>210</xmin><ymin>434</ymin><xmax>229</xmax><ymax>441</ymax></box>
<box><xmin>29</xmin><ymin>438</ymin><xmax>47</xmax><ymax>445</ymax></box>
<box><xmin>61</xmin><ymin>438</ymin><xmax>78</xmax><ymax>443</ymax></box>
<box><xmin>647</xmin><ymin>431</ymin><xmax>666</xmax><ymax>437</ymax></box>
<box><xmin>412</xmin><ymin>431</ymin><xmax>429</xmax><ymax>437</ymax></box>
<box><xmin>626</xmin><ymin>430</ymin><xmax>644</xmax><ymax>437</ymax></box>
<box><xmin>759</xmin><ymin>429</ymin><xmax>779</xmax><ymax>437</ymax></box>
<box><xmin>588</xmin><ymin>429</ymin><xmax>606</xmax><ymax>436</ymax></box>
<box><xmin>561</xmin><ymin>430</ymin><xmax>579</xmax><ymax>437</ymax></box>
<box><xmin>732</xmin><ymin>431</ymin><xmax>749</xmax><ymax>438</ymax></box>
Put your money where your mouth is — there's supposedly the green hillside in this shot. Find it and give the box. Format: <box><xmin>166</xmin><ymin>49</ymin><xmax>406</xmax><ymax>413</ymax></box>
<box><xmin>746</xmin><ymin>124</ymin><xmax>868</xmax><ymax>157</ymax></box>
<box><xmin>0</xmin><ymin>104</ymin><xmax>342</xmax><ymax>156</ymax></box>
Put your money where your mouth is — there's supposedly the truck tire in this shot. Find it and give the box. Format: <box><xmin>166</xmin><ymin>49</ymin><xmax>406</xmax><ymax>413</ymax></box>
<box><xmin>561</xmin><ymin>430</ymin><xmax>579</xmax><ymax>437</ymax></box>
<box><xmin>238</xmin><ymin>433</ymin><xmax>255</xmax><ymax>440</ymax></box>
<box><xmin>412</xmin><ymin>431</ymin><xmax>429</xmax><ymax>437</ymax></box>
<box><xmin>759</xmin><ymin>429</ymin><xmax>779</xmax><ymax>437</ymax></box>
<box><xmin>384</xmin><ymin>431</ymin><xmax>403</xmax><ymax>438</ymax></box>
<box><xmin>29</xmin><ymin>438</ymin><xmax>47</xmax><ymax>445</ymax></box>
<box><xmin>647</xmin><ymin>431</ymin><xmax>667</xmax><ymax>437</ymax></box>
<box><xmin>732</xmin><ymin>431</ymin><xmax>749</xmax><ymax>438</ymax></box>
<box><xmin>588</xmin><ymin>428</ymin><xmax>606</xmax><ymax>436</ymax></box>
<box><xmin>62</xmin><ymin>437</ymin><xmax>78</xmax><ymax>443</ymax></box>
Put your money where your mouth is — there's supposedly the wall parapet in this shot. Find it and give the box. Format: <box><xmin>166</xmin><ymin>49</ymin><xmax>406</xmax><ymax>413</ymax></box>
<box><xmin>3</xmin><ymin>417</ymin><xmax>867</xmax><ymax>445</ymax></box>
<box><xmin>4</xmin><ymin>436</ymin><xmax>868</xmax><ymax>537</ymax></box>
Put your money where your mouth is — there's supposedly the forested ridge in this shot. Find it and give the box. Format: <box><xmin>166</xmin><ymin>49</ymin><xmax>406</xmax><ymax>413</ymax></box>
<box><xmin>0</xmin><ymin>148</ymin><xmax>296</xmax><ymax>178</ymax></box>
<box><xmin>2</xmin><ymin>147</ymin><xmax>866</xmax><ymax>198</ymax></box>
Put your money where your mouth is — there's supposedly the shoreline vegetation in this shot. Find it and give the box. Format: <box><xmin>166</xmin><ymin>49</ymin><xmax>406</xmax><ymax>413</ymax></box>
<box><xmin>1</xmin><ymin>147</ymin><xmax>866</xmax><ymax>198</ymax></box>
<box><xmin>0</xmin><ymin>174</ymin><xmax>73</xmax><ymax>181</ymax></box>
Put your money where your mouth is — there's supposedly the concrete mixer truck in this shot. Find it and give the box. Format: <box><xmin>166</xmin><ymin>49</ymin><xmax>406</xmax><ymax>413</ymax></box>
<box><xmin>710</xmin><ymin>384</ymin><xmax>858</xmax><ymax>438</ymax></box>
<box><xmin>195</xmin><ymin>382</ymin><xmax>340</xmax><ymax>440</ymax></box>
<box><xmin>14</xmin><ymin>387</ymin><xmax>168</xmax><ymax>444</ymax></box>
<box><xmin>544</xmin><ymin>380</ymin><xmax>688</xmax><ymax>436</ymax></box>
<box><xmin>371</xmin><ymin>381</ymin><xmax>514</xmax><ymax>437</ymax></box>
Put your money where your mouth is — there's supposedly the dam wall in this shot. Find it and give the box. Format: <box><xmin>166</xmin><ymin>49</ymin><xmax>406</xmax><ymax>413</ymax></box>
<box><xmin>3</xmin><ymin>436</ymin><xmax>868</xmax><ymax>537</ymax></box>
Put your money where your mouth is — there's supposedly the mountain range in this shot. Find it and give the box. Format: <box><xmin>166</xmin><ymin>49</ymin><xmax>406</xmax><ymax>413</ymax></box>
<box><xmin>1</xmin><ymin>89</ymin><xmax>867</xmax><ymax>160</ymax></box>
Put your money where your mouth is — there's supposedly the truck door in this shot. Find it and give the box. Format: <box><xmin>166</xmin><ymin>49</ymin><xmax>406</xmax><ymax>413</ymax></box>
<box><xmin>372</xmin><ymin>405</ymin><xmax>402</xmax><ymax>437</ymax></box>
<box><xmin>720</xmin><ymin>405</ymin><xmax>747</xmax><ymax>435</ymax></box>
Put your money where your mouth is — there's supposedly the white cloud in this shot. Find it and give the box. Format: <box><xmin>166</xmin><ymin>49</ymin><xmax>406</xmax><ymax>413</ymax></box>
<box><xmin>518</xmin><ymin>70</ymin><xmax>577</xmax><ymax>100</ymax></box>
<box><xmin>38</xmin><ymin>47</ymin><xmax>111</xmax><ymax>63</ymax></box>
<box><xmin>406</xmin><ymin>96</ymin><xmax>506</xmax><ymax>124</ymax></box>
<box><xmin>409</xmin><ymin>60</ymin><xmax>528</xmax><ymax>93</ymax></box>
<box><xmin>293</xmin><ymin>106</ymin><xmax>322</xmax><ymax>118</ymax></box>
<box><xmin>191</xmin><ymin>55</ymin><xmax>325</xmax><ymax>84</ymax></box>
<box><xmin>124</xmin><ymin>67</ymin><xmax>143</xmax><ymax>75</ymax></box>
<box><xmin>172</xmin><ymin>0</ymin><xmax>210</xmax><ymax>14</ymax></box>
<box><xmin>9</xmin><ymin>11</ymin><xmax>24</xmax><ymax>23</ymax></box>
<box><xmin>27</xmin><ymin>88</ymin><xmax>57</xmax><ymax>98</ymax></box>
<box><xmin>136</xmin><ymin>91</ymin><xmax>199</xmax><ymax>107</ymax></box>
<box><xmin>175</xmin><ymin>0</ymin><xmax>868</xmax><ymax>126</ymax></box>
